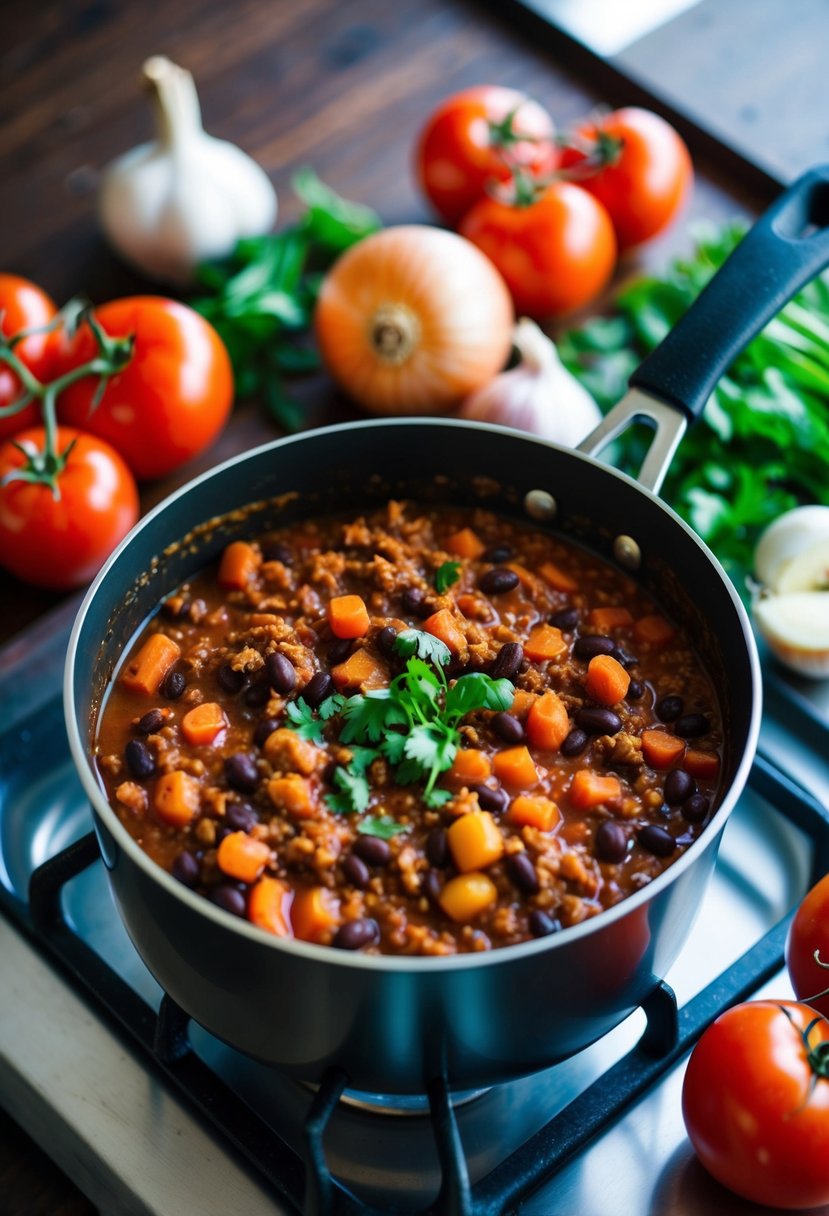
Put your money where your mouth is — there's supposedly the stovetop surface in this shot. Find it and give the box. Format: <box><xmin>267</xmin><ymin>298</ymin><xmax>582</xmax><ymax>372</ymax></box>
<box><xmin>1</xmin><ymin>600</ymin><xmax>828</xmax><ymax>1215</ymax></box>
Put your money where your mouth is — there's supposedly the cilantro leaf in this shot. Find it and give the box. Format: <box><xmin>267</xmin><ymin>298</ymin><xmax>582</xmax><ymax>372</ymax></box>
<box><xmin>434</xmin><ymin>560</ymin><xmax>461</xmax><ymax>594</ymax></box>
<box><xmin>380</xmin><ymin>733</ymin><xmax>407</xmax><ymax>764</ymax></box>
<box><xmin>340</xmin><ymin>689</ymin><xmax>406</xmax><ymax>744</ymax></box>
<box><xmin>284</xmin><ymin>696</ymin><xmax>327</xmax><ymax>743</ymax></box>
<box><xmin>325</xmin><ymin>763</ymin><xmax>372</xmax><ymax>815</ymax></box>
<box><xmin>423</xmin><ymin>788</ymin><xmax>453</xmax><ymax>809</ymax></box>
<box><xmin>444</xmin><ymin>673</ymin><xmax>514</xmax><ymax>723</ymax></box>
<box><xmin>319</xmin><ymin>693</ymin><xmax>346</xmax><ymax>720</ymax></box>
<box><xmin>357</xmin><ymin>816</ymin><xmax>410</xmax><ymax>839</ymax></box>
<box><xmin>394</xmin><ymin>628</ymin><xmax>451</xmax><ymax>668</ymax></box>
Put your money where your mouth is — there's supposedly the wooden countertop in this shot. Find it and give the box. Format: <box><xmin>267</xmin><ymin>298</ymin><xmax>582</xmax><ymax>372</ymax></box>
<box><xmin>0</xmin><ymin>0</ymin><xmax>761</xmax><ymax>1210</ymax></box>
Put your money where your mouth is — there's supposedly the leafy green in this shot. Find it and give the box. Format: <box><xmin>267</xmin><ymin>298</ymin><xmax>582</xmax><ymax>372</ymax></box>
<box><xmin>284</xmin><ymin>693</ymin><xmax>345</xmax><ymax>743</ymax></box>
<box><xmin>558</xmin><ymin>222</ymin><xmax>829</xmax><ymax>596</ymax></box>
<box><xmin>319</xmin><ymin>629</ymin><xmax>513</xmax><ymax>815</ymax></box>
<box><xmin>434</xmin><ymin>560</ymin><xmax>461</xmax><ymax>593</ymax></box>
<box><xmin>357</xmin><ymin>816</ymin><xmax>411</xmax><ymax>839</ymax></box>
<box><xmin>191</xmin><ymin>170</ymin><xmax>380</xmax><ymax>430</ymax></box>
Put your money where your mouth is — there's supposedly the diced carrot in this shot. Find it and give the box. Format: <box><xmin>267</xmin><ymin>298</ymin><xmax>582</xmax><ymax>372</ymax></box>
<box><xmin>539</xmin><ymin>560</ymin><xmax>578</xmax><ymax>594</ymax></box>
<box><xmin>217</xmin><ymin>831</ymin><xmax>271</xmax><ymax>884</ymax></box>
<box><xmin>569</xmin><ymin>769</ymin><xmax>622</xmax><ymax>810</ymax></box>
<box><xmin>683</xmin><ymin>749</ymin><xmax>721</xmax><ymax>780</ymax></box>
<box><xmin>456</xmin><ymin>594</ymin><xmax>492</xmax><ymax>621</ymax></box>
<box><xmin>588</xmin><ymin>607</ymin><xmax>634</xmax><ymax>631</ymax></box>
<box><xmin>291</xmin><ymin>885</ymin><xmax>341</xmax><ymax>942</ymax></box>
<box><xmin>267</xmin><ymin>774</ymin><xmax>316</xmax><ymax>818</ymax></box>
<box><xmin>447</xmin><ymin>748</ymin><xmax>492</xmax><ymax>786</ymax></box>
<box><xmin>585</xmin><ymin>655</ymin><xmax>631</xmax><ymax>706</ymax></box>
<box><xmin>524</xmin><ymin>624</ymin><xmax>567</xmax><ymax>662</ymax></box>
<box><xmin>445</xmin><ymin>527</ymin><xmax>485</xmax><ymax>559</ymax></box>
<box><xmin>181</xmin><ymin>701</ymin><xmax>228</xmax><ymax>747</ymax></box>
<box><xmin>120</xmin><ymin>633</ymin><xmax>181</xmax><ymax>696</ymax></box>
<box><xmin>633</xmin><ymin>614</ymin><xmax>676</xmax><ymax>648</ymax></box>
<box><xmin>507</xmin><ymin>794</ymin><xmax>560</xmax><ymax>831</ymax></box>
<box><xmin>248</xmin><ymin>876</ymin><xmax>292</xmax><ymax>937</ymax></box>
<box><xmin>526</xmin><ymin>691</ymin><xmax>570</xmax><ymax>752</ymax></box>
<box><xmin>328</xmin><ymin>594</ymin><xmax>371</xmax><ymax>639</ymax></box>
<box><xmin>331</xmin><ymin>648</ymin><xmax>388</xmax><ymax>691</ymax></box>
<box><xmin>439</xmin><ymin>872</ymin><xmax>498</xmax><ymax>922</ymax></box>
<box><xmin>217</xmin><ymin>541</ymin><xmax>259</xmax><ymax>590</ymax></box>
<box><xmin>154</xmin><ymin>770</ymin><xmax>200</xmax><ymax>827</ymax></box>
<box><xmin>507</xmin><ymin>561</ymin><xmax>537</xmax><ymax>589</ymax></box>
<box><xmin>641</xmin><ymin>729</ymin><xmax>686</xmax><ymax>770</ymax></box>
<box><xmin>492</xmin><ymin>745</ymin><xmax>538</xmax><ymax>790</ymax></box>
<box><xmin>423</xmin><ymin>608</ymin><xmax>466</xmax><ymax>655</ymax></box>
<box><xmin>448</xmin><ymin>810</ymin><xmax>504</xmax><ymax>871</ymax></box>
<box><xmin>510</xmin><ymin>689</ymin><xmax>538</xmax><ymax>719</ymax></box>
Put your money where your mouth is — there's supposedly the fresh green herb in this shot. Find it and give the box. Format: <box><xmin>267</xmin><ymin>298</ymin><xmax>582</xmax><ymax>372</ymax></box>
<box><xmin>191</xmin><ymin>170</ymin><xmax>381</xmax><ymax>430</ymax></box>
<box><xmin>434</xmin><ymin>560</ymin><xmax>462</xmax><ymax>594</ymax></box>
<box><xmin>323</xmin><ymin>629</ymin><xmax>513</xmax><ymax>814</ymax></box>
<box><xmin>357</xmin><ymin>816</ymin><xmax>411</xmax><ymax>840</ymax></box>
<box><xmin>558</xmin><ymin>222</ymin><xmax>829</xmax><ymax>597</ymax></box>
<box><xmin>284</xmin><ymin>693</ymin><xmax>346</xmax><ymax>743</ymax></box>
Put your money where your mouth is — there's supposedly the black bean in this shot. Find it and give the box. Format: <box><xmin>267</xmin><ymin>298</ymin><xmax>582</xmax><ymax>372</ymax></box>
<box><xmin>244</xmin><ymin>681</ymin><xmax>270</xmax><ymax>708</ymax></box>
<box><xmin>470</xmin><ymin>783</ymin><xmax>509</xmax><ymax>815</ymax></box>
<box><xmin>576</xmin><ymin>707</ymin><xmax>623</xmax><ymax>735</ymax></box>
<box><xmin>125</xmin><ymin>738</ymin><xmax>155</xmax><ymax>779</ymax></box>
<box><xmin>675</xmin><ymin>713</ymin><xmax>710</xmax><ymax>739</ymax></box>
<box><xmin>342</xmin><ymin>854</ymin><xmax>370</xmax><ymax>889</ymax></box>
<box><xmin>638</xmin><ymin>824</ymin><xmax>676</xmax><ymax>857</ymax></box>
<box><xmin>483</xmin><ymin>544</ymin><xmax>514</xmax><ymax>563</ymax></box>
<box><xmin>262</xmin><ymin>541</ymin><xmax>293</xmax><ymax>565</ymax></box>
<box><xmin>479</xmin><ymin>567</ymin><xmax>520</xmax><ymax>595</ymax></box>
<box><xmin>529</xmin><ymin>910</ymin><xmax>561</xmax><ymax>938</ymax></box>
<box><xmin>172</xmin><ymin>851</ymin><xmax>199</xmax><ymax>887</ymax></box>
<box><xmin>506</xmin><ymin>852</ymin><xmax>540</xmax><ymax>894</ymax></box>
<box><xmin>224</xmin><ymin>753</ymin><xmax>260</xmax><ymax>793</ymax></box>
<box><xmin>664</xmin><ymin>769</ymin><xmax>697</xmax><ymax>806</ymax></box>
<box><xmin>254</xmin><ymin>716</ymin><xmax>280</xmax><ymax>748</ymax></box>
<box><xmin>656</xmin><ymin>695</ymin><xmax>683</xmax><ymax>722</ymax></box>
<box><xmin>612</xmin><ymin>648</ymin><xmax>639</xmax><ymax>669</ymax></box>
<box><xmin>217</xmin><ymin>663</ymin><xmax>246</xmax><ymax>694</ymax></box>
<box><xmin>209</xmin><ymin>885</ymin><xmax>246</xmax><ymax>917</ymax></box>
<box><xmin>353</xmin><ymin>835</ymin><xmax>392</xmax><ymax>866</ymax></box>
<box><xmin>303</xmin><ymin>671</ymin><xmax>333</xmax><ymax>708</ymax></box>
<box><xmin>328</xmin><ymin>637</ymin><xmax>352</xmax><ymax>664</ymax></box>
<box><xmin>682</xmin><ymin>794</ymin><xmax>710</xmax><ymax>823</ymax></box>
<box><xmin>560</xmin><ymin>728</ymin><xmax>589</xmax><ymax>757</ymax></box>
<box><xmin>595</xmin><ymin>821</ymin><xmax>629</xmax><ymax>863</ymax></box>
<box><xmin>426</xmin><ymin>827</ymin><xmax>450</xmax><ymax>868</ymax></box>
<box><xmin>225</xmin><ymin>802</ymin><xmax>258</xmax><ymax>832</ymax></box>
<box><xmin>265</xmin><ymin>652</ymin><xmax>297</xmax><ymax>695</ymax></box>
<box><xmin>161</xmin><ymin>670</ymin><xmax>186</xmax><ymax>700</ymax></box>
<box><xmin>422</xmin><ymin>871</ymin><xmax>443</xmax><ymax>906</ymax></box>
<box><xmin>550</xmin><ymin>607</ymin><xmax>579</xmax><ymax>631</ymax></box>
<box><xmin>333</xmin><ymin>917</ymin><xmax>380</xmax><ymax>950</ymax></box>
<box><xmin>402</xmin><ymin>587</ymin><xmax>430</xmax><ymax>617</ymax></box>
<box><xmin>376</xmin><ymin>625</ymin><xmax>398</xmax><ymax>655</ymax></box>
<box><xmin>491</xmin><ymin>712</ymin><xmax>524</xmax><ymax>744</ymax></box>
<box><xmin>574</xmin><ymin>634</ymin><xmax>615</xmax><ymax>660</ymax></box>
<box><xmin>489</xmin><ymin>641</ymin><xmax>523</xmax><ymax>680</ymax></box>
<box><xmin>137</xmin><ymin>708</ymin><xmax>164</xmax><ymax>735</ymax></box>
<box><xmin>626</xmin><ymin>680</ymin><xmax>645</xmax><ymax>701</ymax></box>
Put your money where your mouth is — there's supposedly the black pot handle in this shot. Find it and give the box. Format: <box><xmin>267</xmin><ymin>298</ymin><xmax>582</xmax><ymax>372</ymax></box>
<box><xmin>629</xmin><ymin>165</ymin><xmax>829</xmax><ymax>419</ymax></box>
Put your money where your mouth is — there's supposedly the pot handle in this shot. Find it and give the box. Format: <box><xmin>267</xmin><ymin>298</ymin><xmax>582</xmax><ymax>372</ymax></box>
<box><xmin>629</xmin><ymin>164</ymin><xmax>829</xmax><ymax>418</ymax></box>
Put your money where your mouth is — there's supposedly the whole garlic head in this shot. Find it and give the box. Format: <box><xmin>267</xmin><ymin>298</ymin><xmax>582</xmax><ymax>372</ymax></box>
<box><xmin>99</xmin><ymin>56</ymin><xmax>277</xmax><ymax>285</ymax></box>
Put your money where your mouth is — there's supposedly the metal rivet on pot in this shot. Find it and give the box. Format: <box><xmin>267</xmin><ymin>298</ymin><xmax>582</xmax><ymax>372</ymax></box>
<box><xmin>523</xmin><ymin>490</ymin><xmax>557</xmax><ymax>521</ymax></box>
<box><xmin>613</xmin><ymin>534</ymin><xmax>641</xmax><ymax>570</ymax></box>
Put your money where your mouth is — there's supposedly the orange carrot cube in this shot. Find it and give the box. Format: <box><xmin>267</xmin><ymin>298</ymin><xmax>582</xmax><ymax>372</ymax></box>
<box><xmin>492</xmin><ymin>745</ymin><xmax>538</xmax><ymax>789</ymax></box>
<box><xmin>328</xmin><ymin>594</ymin><xmax>371</xmax><ymax>639</ymax></box>
<box><xmin>507</xmin><ymin>794</ymin><xmax>560</xmax><ymax>831</ymax></box>
<box><xmin>217</xmin><ymin>831</ymin><xmax>271</xmax><ymax>884</ymax></box>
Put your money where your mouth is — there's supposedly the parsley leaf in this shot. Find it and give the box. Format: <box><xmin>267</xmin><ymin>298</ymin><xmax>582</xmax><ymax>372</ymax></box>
<box><xmin>434</xmin><ymin>560</ymin><xmax>461</xmax><ymax>594</ymax></box>
<box><xmin>357</xmin><ymin>816</ymin><xmax>410</xmax><ymax>839</ymax></box>
<box><xmin>394</xmin><ymin>628</ymin><xmax>451</xmax><ymax>667</ymax></box>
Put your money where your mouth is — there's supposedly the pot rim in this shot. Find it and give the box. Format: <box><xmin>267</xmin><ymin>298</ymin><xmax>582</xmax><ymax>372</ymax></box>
<box><xmin>64</xmin><ymin>416</ymin><xmax>762</xmax><ymax>974</ymax></box>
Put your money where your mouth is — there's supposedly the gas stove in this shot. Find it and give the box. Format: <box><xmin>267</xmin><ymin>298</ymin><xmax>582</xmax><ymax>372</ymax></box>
<box><xmin>1</xmin><ymin>599</ymin><xmax>828</xmax><ymax>1216</ymax></box>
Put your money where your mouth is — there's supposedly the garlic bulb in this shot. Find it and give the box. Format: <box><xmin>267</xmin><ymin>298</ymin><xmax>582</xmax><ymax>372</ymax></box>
<box><xmin>99</xmin><ymin>56</ymin><xmax>277</xmax><ymax>285</ymax></box>
<box><xmin>458</xmin><ymin>318</ymin><xmax>601</xmax><ymax>445</ymax></box>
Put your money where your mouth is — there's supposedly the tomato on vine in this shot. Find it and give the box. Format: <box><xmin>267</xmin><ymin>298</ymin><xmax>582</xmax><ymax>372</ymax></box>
<box><xmin>0</xmin><ymin>274</ymin><xmax>57</xmax><ymax>442</ymax></box>
<box><xmin>415</xmin><ymin>85</ymin><xmax>559</xmax><ymax>226</ymax></box>
<box><xmin>682</xmin><ymin>1000</ymin><xmax>829</xmax><ymax>1210</ymax></box>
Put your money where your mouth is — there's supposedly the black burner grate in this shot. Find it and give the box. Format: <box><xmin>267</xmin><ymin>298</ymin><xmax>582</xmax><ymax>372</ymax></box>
<box><xmin>6</xmin><ymin>753</ymin><xmax>827</xmax><ymax>1215</ymax></box>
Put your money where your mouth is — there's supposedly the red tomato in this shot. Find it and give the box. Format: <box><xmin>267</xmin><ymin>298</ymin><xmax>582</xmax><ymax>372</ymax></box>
<box><xmin>459</xmin><ymin>181</ymin><xmax>617</xmax><ymax>318</ymax></box>
<box><xmin>0</xmin><ymin>274</ymin><xmax>57</xmax><ymax>442</ymax></box>
<box><xmin>682</xmin><ymin>1000</ymin><xmax>829</xmax><ymax>1210</ymax></box>
<box><xmin>560</xmin><ymin>107</ymin><xmax>692</xmax><ymax>249</ymax></box>
<box><xmin>0</xmin><ymin>426</ymin><xmax>139</xmax><ymax>589</ymax></box>
<box><xmin>787</xmin><ymin>872</ymin><xmax>829</xmax><ymax>1018</ymax></box>
<box><xmin>55</xmin><ymin>297</ymin><xmax>233</xmax><ymax>480</ymax></box>
<box><xmin>415</xmin><ymin>85</ymin><xmax>558</xmax><ymax>226</ymax></box>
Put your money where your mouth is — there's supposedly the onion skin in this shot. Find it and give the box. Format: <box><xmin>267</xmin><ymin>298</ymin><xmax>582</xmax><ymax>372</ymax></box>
<box><xmin>314</xmin><ymin>225</ymin><xmax>514</xmax><ymax>416</ymax></box>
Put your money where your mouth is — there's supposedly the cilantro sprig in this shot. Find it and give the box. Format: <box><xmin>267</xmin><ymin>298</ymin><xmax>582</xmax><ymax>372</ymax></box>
<box><xmin>434</xmin><ymin>560</ymin><xmax>461</xmax><ymax>594</ymax></box>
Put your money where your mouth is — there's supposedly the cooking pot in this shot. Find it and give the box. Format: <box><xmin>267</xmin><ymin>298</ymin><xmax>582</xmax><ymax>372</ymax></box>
<box><xmin>65</xmin><ymin>168</ymin><xmax>829</xmax><ymax>1095</ymax></box>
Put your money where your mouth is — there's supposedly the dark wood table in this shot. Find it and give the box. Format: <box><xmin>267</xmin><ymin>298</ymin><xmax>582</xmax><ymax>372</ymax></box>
<box><xmin>0</xmin><ymin>0</ymin><xmax>761</xmax><ymax>1209</ymax></box>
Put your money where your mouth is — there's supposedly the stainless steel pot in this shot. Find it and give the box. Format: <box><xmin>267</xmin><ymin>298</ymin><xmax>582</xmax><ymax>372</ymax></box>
<box><xmin>64</xmin><ymin>168</ymin><xmax>829</xmax><ymax>1094</ymax></box>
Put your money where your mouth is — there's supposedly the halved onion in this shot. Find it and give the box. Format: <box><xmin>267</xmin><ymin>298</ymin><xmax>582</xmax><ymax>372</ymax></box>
<box><xmin>754</xmin><ymin>591</ymin><xmax>829</xmax><ymax>679</ymax></box>
<box><xmin>755</xmin><ymin>506</ymin><xmax>829</xmax><ymax>594</ymax></box>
